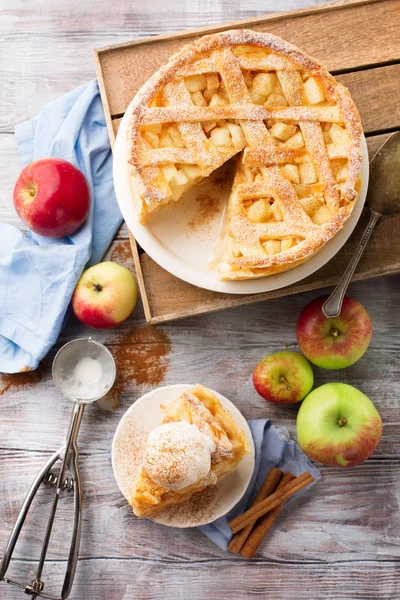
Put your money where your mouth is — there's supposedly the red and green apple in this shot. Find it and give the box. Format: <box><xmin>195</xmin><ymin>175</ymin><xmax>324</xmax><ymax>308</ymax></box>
<box><xmin>296</xmin><ymin>382</ymin><xmax>382</xmax><ymax>467</ymax></box>
<box><xmin>253</xmin><ymin>350</ymin><xmax>314</xmax><ymax>404</ymax></box>
<box><xmin>72</xmin><ymin>261</ymin><xmax>138</xmax><ymax>329</ymax></box>
<box><xmin>296</xmin><ymin>296</ymin><xmax>372</xmax><ymax>369</ymax></box>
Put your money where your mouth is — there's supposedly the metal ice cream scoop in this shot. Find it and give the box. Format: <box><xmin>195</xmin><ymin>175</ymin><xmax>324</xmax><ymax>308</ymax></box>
<box><xmin>0</xmin><ymin>338</ymin><xmax>116</xmax><ymax>599</ymax></box>
<box><xmin>323</xmin><ymin>131</ymin><xmax>400</xmax><ymax>318</ymax></box>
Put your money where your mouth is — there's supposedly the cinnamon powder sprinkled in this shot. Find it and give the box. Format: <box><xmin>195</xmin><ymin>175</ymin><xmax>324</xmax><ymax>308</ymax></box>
<box><xmin>0</xmin><ymin>363</ymin><xmax>46</xmax><ymax>396</ymax></box>
<box><xmin>188</xmin><ymin>193</ymin><xmax>223</xmax><ymax>232</ymax></box>
<box><xmin>110</xmin><ymin>240</ymin><xmax>133</xmax><ymax>267</ymax></box>
<box><xmin>110</xmin><ymin>325</ymin><xmax>171</xmax><ymax>398</ymax></box>
<box><xmin>113</xmin><ymin>415</ymin><xmax>149</xmax><ymax>499</ymax></box>
<box><xmin>188</xmin><ymin>161</ymin><xmax>233</xmax><ymax>232</ymax></box>
<box><xmin>155</xmin><ymin>484</ymin><xmax>221</xmax><ymax>526</ymax></box>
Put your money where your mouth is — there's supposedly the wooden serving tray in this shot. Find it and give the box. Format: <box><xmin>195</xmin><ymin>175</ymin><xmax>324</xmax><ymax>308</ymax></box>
<box><xmin>94</xmin><ymin>0</ymin><xmax>400</xmax><ymax>324</ymax></box>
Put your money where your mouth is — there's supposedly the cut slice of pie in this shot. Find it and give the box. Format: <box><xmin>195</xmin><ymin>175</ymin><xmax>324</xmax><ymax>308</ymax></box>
<box><xmin>127</xmin><ymin>29</ymin><xmax>362</xmax><ymax>279</ymax></box>
<box><xmin>129</xmin><ymin>384</ymin><xmax>250</xmax><ymax>518</ymax></box>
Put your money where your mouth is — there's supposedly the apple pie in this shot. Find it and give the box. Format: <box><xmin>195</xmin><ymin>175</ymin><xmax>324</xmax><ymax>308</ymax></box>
<box><xmin>127</xmin><ymin>30</ymin><xmax>362</xmax><ymax>279</ymax></box>
<box><xmin>129</xmin><ymin>384</ymin><xmax>250</xmax><ymax>518</ymax></box>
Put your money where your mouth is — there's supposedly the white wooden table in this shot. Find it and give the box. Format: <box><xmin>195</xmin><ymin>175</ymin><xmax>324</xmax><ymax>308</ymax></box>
<box><xmin>1</xmin><ymin>1</ymin><xmax>399</xmax><ymax>599</ymax></box>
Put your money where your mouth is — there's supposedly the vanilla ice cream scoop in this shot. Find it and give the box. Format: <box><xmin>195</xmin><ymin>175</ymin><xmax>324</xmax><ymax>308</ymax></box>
<box><xmin>143</xmin><ymin>421</ymin><xmax>216</xmax><ymax>491</ymax></box>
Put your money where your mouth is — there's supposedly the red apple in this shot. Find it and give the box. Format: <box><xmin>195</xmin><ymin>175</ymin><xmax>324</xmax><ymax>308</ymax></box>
<box><xmin>296</xmin><ymin>383</ymin><xmax>382</xmax><ymax>467</ymax></box>
<box><xmin>253</xmin><ymin>351</ymin><xmax>314</xmax><ymax>404</ymax></box>
<box><xmin>296</xmin><ymin>296</ymin><xmax>372</xmax><ymax>369</ymax></box>
<box><xmin>72</xmin><ymin>262</ymin><xmax>138</xmax><ymax>329</ymax></box>
<box><xmin>13</xmin><ymin>158</ymin><xmax>90</xmax><ymax>238</ymax></box>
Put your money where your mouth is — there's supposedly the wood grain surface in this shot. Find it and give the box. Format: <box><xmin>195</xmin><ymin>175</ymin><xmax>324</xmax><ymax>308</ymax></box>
<box><xmin>1</xmin><ymin>1</ymin><xmax>400</xmax><ymax>599</ymax></box>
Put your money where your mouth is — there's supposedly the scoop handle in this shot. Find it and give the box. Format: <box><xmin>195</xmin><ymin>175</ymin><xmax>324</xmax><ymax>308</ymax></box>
<box><xmin>322</xmin><ymin>209</ymin><xmax>381</xmax><ymax>318</ymax></box>
<box><xmin>35</xmin><ymin>403</ymin><xmax>85</xmax><ymax>590</ymax></box>
<box><xmin>0</xmin><ymin>448</ymin><xmax>63</xmax><ymax>582</ymax></box>
<box><xmin>0</xmin><ymin>402</ymin><xmax>85</xmax><ymax>600</ymax></box>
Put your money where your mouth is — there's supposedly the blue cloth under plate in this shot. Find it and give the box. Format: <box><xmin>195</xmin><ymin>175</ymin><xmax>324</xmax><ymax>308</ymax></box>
<box><xmin>199</xmin><ymin>419</ymin><xmax>320</xmax><ymax>551</ymax></box>
<box><xmin>0</xmin><ymin>80</ymin><xmax>122</xmax><ymax>373</ymax></box>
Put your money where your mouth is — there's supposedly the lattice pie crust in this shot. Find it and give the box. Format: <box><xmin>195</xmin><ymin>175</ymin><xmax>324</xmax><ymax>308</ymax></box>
<box><xmin>127</xmin><ymin>30</ymin><xmax>362</xmax><ymax>279</ymax></box>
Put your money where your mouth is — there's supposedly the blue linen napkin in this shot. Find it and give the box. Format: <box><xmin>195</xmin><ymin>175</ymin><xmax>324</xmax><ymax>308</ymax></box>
<box><xmin>199</xmin><ymin>419</ymin><xmax>320</xmax><ymax>551</ymax></box>
<box><xmin>0</xmin><ymin>80</ymin><xmax>122</xmax><ymax>373</ymax></box>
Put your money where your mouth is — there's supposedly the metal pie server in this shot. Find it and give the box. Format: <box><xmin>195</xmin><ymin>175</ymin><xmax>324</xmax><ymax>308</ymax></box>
<box><xmin>0</xmin><ymin>338</ymin><xmax>116</xmax><ymax>599</ymax></box>
<box><xmin>323</xmin><ymin>131</ymin><xmax>400</xmax><ymax>318</ymax></box>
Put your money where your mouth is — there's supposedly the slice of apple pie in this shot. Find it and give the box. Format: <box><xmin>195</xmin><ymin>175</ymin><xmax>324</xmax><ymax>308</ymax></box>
<box><xmin>129</xmin><ymin>384</ymin><xmax>250</xmax><ymax>518</ymax></box>
<box><xmin>127</xmin><ymin>29</ymin><xmax>362</xmax><ymax>279</ymax></box>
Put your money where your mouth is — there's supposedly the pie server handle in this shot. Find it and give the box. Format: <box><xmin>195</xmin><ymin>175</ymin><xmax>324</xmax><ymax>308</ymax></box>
<box><xmin>322</xmin><ymin>209</ymin><xmax>381</xmax><ymax>319</ymax></box>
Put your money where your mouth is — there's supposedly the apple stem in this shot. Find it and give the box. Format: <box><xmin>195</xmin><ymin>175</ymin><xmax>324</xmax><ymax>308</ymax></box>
<box><xmin>279</xmin><ymin>375</ymin><xmax>291</xmax><ymax>391</ymax></box>
<box><xmin>330</xmin><ymin>328</ymin><xmax>339</xmax><ymax>337</ymax></box>
<box><xmin>338</xmin><ymin>417</ymin><xmax>347</xmax><ymax>427</ymax></box>
<box><xmin>94</xmin><ymin>283</ymin><xmax>103</xmax><ymax>292</ymax></box>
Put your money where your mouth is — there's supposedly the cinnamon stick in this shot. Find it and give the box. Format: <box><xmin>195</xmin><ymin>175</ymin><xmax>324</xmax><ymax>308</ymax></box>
<box><xmin>229</xmin><ymin>471</ymin><xmax>313</xmax><ymax>534</ymax></box>
<box><xmin>228</xmin><ymin>467</ymin><xmax>283</xmax><ymax>554</ymax></box>
<box><xmin>240</xmin><ymin>471</ymin><xmax>296</xmax><ymax>559</ymax></box>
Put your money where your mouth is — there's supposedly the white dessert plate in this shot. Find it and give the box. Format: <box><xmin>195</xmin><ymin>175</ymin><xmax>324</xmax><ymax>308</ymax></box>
<box><xmin>112</xmin><ymin>383</ymin><xmax>255</xmax><ymax>528</ymax></box>
<box><xmin>113</xmin><ymin>103</ymin><xmax>369</xmax><ymax>295</ymax></box>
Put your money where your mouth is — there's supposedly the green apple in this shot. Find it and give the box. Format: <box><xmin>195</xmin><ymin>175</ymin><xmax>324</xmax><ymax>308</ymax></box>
<box><xmin>253</xmin><ymin>351</ymin><xmax>314</xmax><ymax>404</ymax></box>
<box><xmin>296</xmin><ymin>383</ymin><xmax>382</xmax><ymax>467</ymax></box>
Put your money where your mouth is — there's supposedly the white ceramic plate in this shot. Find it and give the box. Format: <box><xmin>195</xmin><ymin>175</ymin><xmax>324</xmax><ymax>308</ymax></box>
<box><xmin>113</xmin><ymin>103</ymin><xmax>369</xmax><ymax>294</ymax></box>
<box><xmin>111</xmin><ymin>384</ymin><xmax>255</xmax><ymax>528</ymax></box>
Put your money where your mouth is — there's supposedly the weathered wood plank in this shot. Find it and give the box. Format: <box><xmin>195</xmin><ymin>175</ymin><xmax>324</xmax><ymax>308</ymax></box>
<box><xmin>336</xmin><ymin>66</ymin><xmax>400</xmax><ymax>133</ymax></box>
<box><xmin>2</xmin><ymin>558</ymin><xmax>399</xmax><ymax>600</ymax></box>
<box><xmin>1</xmin><ymin>452</ymin><xmax>399</xmax><ymax>563</ymax></box>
